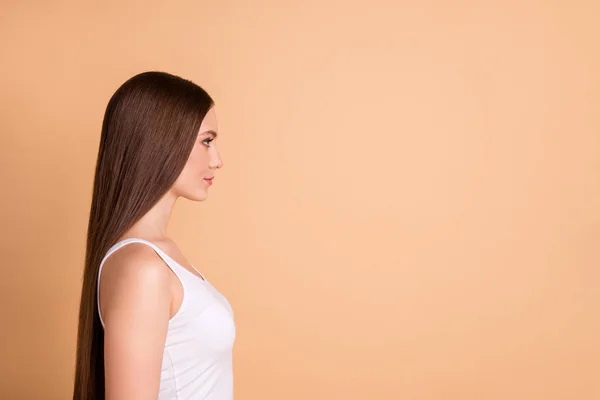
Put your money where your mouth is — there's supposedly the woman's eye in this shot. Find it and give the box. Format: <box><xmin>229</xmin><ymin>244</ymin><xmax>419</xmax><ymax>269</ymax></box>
<box><xmin>202</xmin><ymin>138</ymin><xmax>214</xmax><ymax>147</ymax></box>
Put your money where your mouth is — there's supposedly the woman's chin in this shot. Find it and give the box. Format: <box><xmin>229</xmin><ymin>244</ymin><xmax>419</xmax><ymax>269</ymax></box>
<box><xmin>183</xmin><ymin>188</ymin><xmax>209</xmax><ymax>202</ymax></box>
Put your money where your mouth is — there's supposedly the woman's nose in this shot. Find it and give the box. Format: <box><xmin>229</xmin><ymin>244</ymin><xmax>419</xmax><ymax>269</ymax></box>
<box><xmin>210</xmin><ymin>157</ymin><xmax>223</xmax><ymax>170</ymax></box>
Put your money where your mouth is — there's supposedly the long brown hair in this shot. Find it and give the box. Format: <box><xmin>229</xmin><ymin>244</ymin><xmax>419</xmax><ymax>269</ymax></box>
<box><xmin>73</xmin><ymin>71</ymin><xmax>214</xmax><ymax>400</ymax></box>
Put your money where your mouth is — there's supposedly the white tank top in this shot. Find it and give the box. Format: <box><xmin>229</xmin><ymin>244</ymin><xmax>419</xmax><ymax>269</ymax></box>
<box><xmin>97</xmin><ymin>238</ymin><xmax>236</xmax><ymax>400</ymax></box>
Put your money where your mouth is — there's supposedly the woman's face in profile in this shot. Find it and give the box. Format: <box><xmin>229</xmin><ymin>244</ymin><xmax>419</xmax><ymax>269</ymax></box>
<box><xmin>172</xmin><ymin>107</ymin><xmax>223</xmax><ymax>201</ymax></box>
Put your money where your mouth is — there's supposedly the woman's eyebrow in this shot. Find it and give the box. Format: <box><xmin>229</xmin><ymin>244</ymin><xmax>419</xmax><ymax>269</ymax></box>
<box><xmin>202</xmin><ymin>130</ymin><xmax>218</xmax><ymax>138</ymax></box>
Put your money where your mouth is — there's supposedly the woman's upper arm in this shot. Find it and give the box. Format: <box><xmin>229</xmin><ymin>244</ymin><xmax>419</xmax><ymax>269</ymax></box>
<box><xmin>100</xmin><ymin>249</ymin><xmax>172</xmax><ymax>400</ymax></box>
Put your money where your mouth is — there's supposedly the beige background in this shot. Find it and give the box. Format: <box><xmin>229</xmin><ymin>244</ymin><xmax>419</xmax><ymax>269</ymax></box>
<box><xmin>1</xmin><ymin>1</ymin><xmax>599</xmax><ymax>399</ymax></box>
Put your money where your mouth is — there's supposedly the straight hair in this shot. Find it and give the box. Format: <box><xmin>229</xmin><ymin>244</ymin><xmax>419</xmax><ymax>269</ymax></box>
<box><xmin>73</xmin><ymin>71</ymin><xmax>214</xmax><ymax>400</ymax></box>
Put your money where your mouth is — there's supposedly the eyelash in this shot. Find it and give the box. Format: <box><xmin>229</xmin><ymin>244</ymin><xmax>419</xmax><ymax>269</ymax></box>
<box><xmin>202</xmin><ymin>138</ymin><xmax>214</xmax><ymax>147</ymax></box>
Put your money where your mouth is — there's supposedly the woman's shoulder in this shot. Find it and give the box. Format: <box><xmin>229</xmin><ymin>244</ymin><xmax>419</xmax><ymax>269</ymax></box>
<box><xmin>102</xmin><ymin>240</ymin><xmax>172</xmax><ymax>283</ymax></box>
<box><xmin>99</xmin><ymin>242</ymin><xmax>173</xmax><ymax>321</ymax></box>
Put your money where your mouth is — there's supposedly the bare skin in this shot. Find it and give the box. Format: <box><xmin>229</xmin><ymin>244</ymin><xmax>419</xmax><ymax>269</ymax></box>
<box><xmin>99</xmin><ymin>107</ymin><xmax>223</xmax><ymax>400</ymax></box>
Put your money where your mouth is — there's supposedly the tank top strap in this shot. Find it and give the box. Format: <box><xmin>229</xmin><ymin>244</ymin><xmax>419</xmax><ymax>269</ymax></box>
<box><xmin>97</xmin><ymin>237</ymin><xmax>192</xmax><ymax>327</ymax></box>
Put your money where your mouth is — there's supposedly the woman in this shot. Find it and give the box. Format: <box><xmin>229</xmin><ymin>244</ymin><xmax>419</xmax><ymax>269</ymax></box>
<box><xmin>73</xmin><ymin>71</ymin><xmax>235</xmax><ymax>400</ymax></box>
